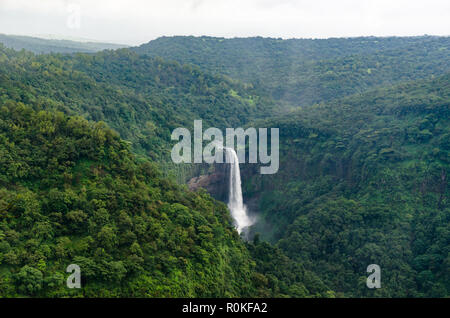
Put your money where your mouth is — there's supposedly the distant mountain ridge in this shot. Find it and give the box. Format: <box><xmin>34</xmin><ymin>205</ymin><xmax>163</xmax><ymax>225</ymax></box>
<box><xmin>0</xmin><ymin>34</ymin><xmax>128</xmax><ymax>54</ymax></box>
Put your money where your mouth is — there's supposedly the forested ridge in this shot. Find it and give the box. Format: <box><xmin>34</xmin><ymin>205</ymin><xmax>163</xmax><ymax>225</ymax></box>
<box><xmin>0</xmin><ymin>45</ymin><xmax>273</xmax><ymax>162</ymax></box>
<box><xmin>0</xmin><ymin>34</ymin><xmax>127</xmax><ymax>54</ymax></box>
<box><xmin>135</xmin><ymin>35</ymin><xmax>450</xmax><ymax>107</ymax></box>
<box><xmin>0</xmin><ymin>35</ymin><xmax>448</xmax><ymax>297</ymax></box>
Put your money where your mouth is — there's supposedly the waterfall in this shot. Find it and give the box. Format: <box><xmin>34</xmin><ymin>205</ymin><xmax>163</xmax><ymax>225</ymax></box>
<box><xmin>223</xmin><ymin>147</ymin><xmax>254</xmax><ymax>234</ymax></box>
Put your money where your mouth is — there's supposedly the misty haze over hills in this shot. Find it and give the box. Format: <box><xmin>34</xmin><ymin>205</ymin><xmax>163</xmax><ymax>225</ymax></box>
<box><xmin>0</xmin><ymin>34</ymin><xmax>128</xmax><ymax>54</ymax></box>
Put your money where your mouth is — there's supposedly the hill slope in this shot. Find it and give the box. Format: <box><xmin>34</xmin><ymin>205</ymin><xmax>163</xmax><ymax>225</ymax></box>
<box><xmin>243</xmin><ymin>74</ymin><xmax>450</xmax><ymax>297</ymax></box>
<box><xmin>0</xmin><ymin>45</ymin><xmax>273</xmax><ymax>164</ymax></box>
<box><xmin>0</xmin><ymin>100</ymin><xmax>335</xmax><ymax>297</ymax></box>
<box><xmin>0</xmin><ymin>101</ymin><xmax>259</xmax><ymax>297</ymax></box>
<box><xmin>134</xmin><ymin>36</ymin><xmax>450</xmax><ymax>107</ymax></box>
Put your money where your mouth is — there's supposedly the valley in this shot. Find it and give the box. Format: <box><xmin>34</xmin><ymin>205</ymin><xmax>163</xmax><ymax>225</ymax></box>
<box><xmin>0</xmin><ymin>34</ymin><xmax>448</xmax><ymax>298</ymax></box>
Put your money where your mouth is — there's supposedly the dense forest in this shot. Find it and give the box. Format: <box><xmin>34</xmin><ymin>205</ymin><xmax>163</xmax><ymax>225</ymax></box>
<box><xmin>0</xmin><ymin>101</ymin><xmax>331</xmax><ymax>297</ymax></box>
<box><xmin>0</xmin><ymin>45</ymin><xmax>272</xmax><ymax>163</ymax></box>
<box><xmin>0</xmin><ymin>35</ymin><xmax>448</xmax><ymax>297</ymax></box>
<box><xmin>244</xmin><ymin>74</ymin><xmax>449</xmax><ymax>297</ymax></box>
<box><xmin>0</xmin><ymin>101</ymin><xmax>255</xmax><ymax>297</ymax></box>
<box><xmin>134</xmin><ymin>36</ymin><xmax>450</xmax><ymax>107</ymax></box>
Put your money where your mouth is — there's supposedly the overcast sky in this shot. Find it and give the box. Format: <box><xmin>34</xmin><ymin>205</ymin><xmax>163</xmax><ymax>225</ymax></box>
<box><xmin>0</xmin><ymin>0</ymin><xmax>449</xmax><ymax>45</ymax></box>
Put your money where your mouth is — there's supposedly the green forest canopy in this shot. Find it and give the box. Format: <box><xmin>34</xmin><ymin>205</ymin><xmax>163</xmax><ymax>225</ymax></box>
<box><xmin>0</xmin><ymin>35</ymin><xmax>448</xmax><ymax>297</ymax></box>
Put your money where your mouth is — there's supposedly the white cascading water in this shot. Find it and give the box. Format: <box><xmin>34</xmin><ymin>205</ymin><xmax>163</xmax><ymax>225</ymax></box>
<box><xmin>223</xmin><ymin>147</ymin><xmax>254</xmax><ymax>234</ymax></box>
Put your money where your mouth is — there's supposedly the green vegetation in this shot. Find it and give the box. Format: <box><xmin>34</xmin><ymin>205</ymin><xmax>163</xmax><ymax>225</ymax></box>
<box><xmin>134</xmin><ymin>35</ymin><xmax>450</xmax><ymax>107</ymax></box>
<box><xmin>244</xmin><ymin>74</ymin><xmax>449</xmax><ymax>297</ymax></box>
<box><xmin>0</xmin><ymin>35</ymin><xmax>448</xmax><ymax>298</ymax></box>
<box><xmin>0</xmin><ymin>45</ymin><xmax>272</xmax><ymax>163</ymax></box>
<box><xmin>0</xmin><ymin>102</ymin><xmax>264</xmax><ymax>297</ymax></box>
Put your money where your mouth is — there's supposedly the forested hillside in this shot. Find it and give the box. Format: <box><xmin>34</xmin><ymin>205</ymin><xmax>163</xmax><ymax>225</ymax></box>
<box><xmin>243</xmin><ymin>74</ymin><xmax>450</xmax><ymax>297</ymax></box>
<box><xmin>0</xmin><ymin>101</ymin><xmax>264</xmax><ymax>297</ymax></box>
<box><xmin>134</xmin><ymin>36</ymin><xmax>450</xmax><ymax>107</ymax></box>
<box><xmin>0</xmin><ymin>45</ymin><xmax>273</xmax><ymax>162</ymax></box>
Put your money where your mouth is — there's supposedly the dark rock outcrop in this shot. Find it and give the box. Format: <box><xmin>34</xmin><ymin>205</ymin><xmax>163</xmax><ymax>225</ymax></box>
<box><xmin>188</xmin><ymin>163</ymin><xmax>229</xmax><ymax>202</ymax></box>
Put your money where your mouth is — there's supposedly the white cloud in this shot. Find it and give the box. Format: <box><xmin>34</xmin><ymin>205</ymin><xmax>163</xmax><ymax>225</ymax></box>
<box><xmin>0</xmin><ymin>0</ymin><xmax>449</xmax><ymax>45</ymax></box>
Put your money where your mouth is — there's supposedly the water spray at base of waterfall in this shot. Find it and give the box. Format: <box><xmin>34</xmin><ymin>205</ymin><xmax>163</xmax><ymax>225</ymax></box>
<box><xmin>224</xmin><ymin>147</ymin><xmax>255</xmax><ymax>235</ymax></box>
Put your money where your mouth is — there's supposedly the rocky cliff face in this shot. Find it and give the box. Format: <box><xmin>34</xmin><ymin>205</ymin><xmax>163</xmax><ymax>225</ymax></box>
<box><xmin>188</xmin><ymin>163</ymin><xmax>230</xmax><ymax>202</ymax></box>
<box><xmin>187</xmin><ymin>162</ymin><xmax>263</xmax><ymax>206</ymax></box>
